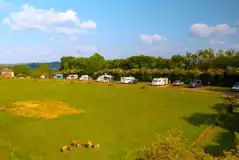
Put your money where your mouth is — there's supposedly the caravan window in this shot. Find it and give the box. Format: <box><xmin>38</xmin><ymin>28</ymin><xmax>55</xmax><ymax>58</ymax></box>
<box><xmin>153</xmin><ymin>79</ymin><xmax>160</xmax><ymax>82</ymax></box>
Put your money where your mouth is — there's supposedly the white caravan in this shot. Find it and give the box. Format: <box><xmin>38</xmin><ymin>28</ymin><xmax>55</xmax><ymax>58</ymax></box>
<box><xmin>120</xmin><ymin>77</ymin><xmax>137</xmax><ymax>84</ymax></box>
<box><xmin>96</xmin><ymin>74</ymin><xmax>113</xmax><ymax>83</ymax></box>
<box><xmin>79</xmin><ymin>75</ymin><xmax>92</xmax><ymax>81</ymax></box>
<box><xmin>67</xmin><ymin>74</ymin><xmax>78</xmax><ymax>80</ymax></box>
<box><xmin>151</xmin><ymin>78</ymin><xmax>169</xmax><ymax>86</ymax></box>
<box><xmin>40</xmin><ymin>75</ymin><xmax>47</xmax><ymax>79</ymax></box>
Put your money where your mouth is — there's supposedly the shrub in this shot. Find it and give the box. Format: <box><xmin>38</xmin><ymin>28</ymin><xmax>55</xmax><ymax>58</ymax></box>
<box><xmin>135</xmin><ymin>130</ymin><xmax>239</xmax><ymax>160</ymax></box>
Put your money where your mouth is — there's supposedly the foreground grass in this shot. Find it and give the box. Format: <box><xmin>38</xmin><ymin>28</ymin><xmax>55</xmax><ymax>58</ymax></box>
<box><xmin>0</xmin><ymin>79</ymin><xmax>221</xmax><ymax>160</ymax></box>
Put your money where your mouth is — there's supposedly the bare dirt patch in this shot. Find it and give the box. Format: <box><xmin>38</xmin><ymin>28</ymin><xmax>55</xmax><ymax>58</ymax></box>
<box><xmin>156</xmin><ymin>86</ymin><xmax>225</xmax><ymax>96</ymax></box>
<box><xmin>7</xmin><ymin>100</ymin><xmax>84</xmax><ymax>119</ymax></box>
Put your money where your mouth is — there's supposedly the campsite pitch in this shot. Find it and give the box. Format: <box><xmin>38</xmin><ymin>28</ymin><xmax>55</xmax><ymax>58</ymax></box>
<box><xmin>0</xmin><ymin>79</ymin><xmax>223</xmax><ymax>160</ymax></box>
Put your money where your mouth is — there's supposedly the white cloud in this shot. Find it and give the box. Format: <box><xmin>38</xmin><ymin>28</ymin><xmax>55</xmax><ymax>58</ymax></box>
<box><xmin>55</xmin><ymin>27</ymin><xmax>88</xmax><ymax>35</ymax></box>
<box><xmin>140</xmin><ymin>34</ymin><xmax>167</xmax><ymax>44</ymax></box>
<box><xmin>209</xmin><ymin>39</ymin><xmax>226</xmax><ymax>45</ymax></box>
<box><xmin>190</xmin><ymin>23</ymin><xmax>236</xmax><ymax>38</ymax></box>
<box><xmin>2</xmin><ymin>4</ymin><xmax>96</xmax><ymax>35</ymax></box>
<box><xmin>79</xmin><ymin>20</ymin><xmax>96</xmax><ymax>29</ymax></box>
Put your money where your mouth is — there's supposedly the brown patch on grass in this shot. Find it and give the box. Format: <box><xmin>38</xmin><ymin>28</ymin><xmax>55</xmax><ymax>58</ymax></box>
<box><xmin>155</xmin><ymin>86</ymin><xmax>225</xmax><ymax>97</ymax></box>
<box><xmin>0</xmin><ymin>106</ymin><xmax>7</xmax><ymax>111</ymax></box>
<box><xmin>7</xmin><ymin>100</ymin><xmax>84</xmax><ymax>119</ymax></box>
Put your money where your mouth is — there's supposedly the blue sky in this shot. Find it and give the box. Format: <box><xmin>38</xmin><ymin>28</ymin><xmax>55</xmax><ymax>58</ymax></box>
<box><xmin>0</xmin><ymin>0</ymin><xmax>239</xmax><ymax>63</ymax></box>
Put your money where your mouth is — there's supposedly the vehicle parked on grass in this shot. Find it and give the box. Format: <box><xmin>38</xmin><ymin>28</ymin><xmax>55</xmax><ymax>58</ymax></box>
<box><xmin>54</xmin><ymin>74</ymin><xmax>63</xmax><ymax>79</ymax></box>
<box><xmin>189</xmin><ymin>79</ymin><xmax>202</xmax><ymax>88</ymax></box>
<box><xmin>232</xmin><ymin>82</ymin><xmax>239</xmax><ymax>92</ymax></box>
<box><xmin>120</xmin><ymin>77</ymin><xmax>137</xmax><ymax>84</ymax></box>
<box><xmin>67</xmin><ymin>74</ymin><xmax>78</xmax><ymax>80</ymax></box>
<box><xmin>40</xmin><ymin>75</ymin><xmax>47</xmax><ymax>79</ymax></box>
<box><xmin>173</xmin><ymin>80</ymin><xmax>184</xmax><ymax>86</ymax></box>
<box><xmin>151</xmin><ymin>78</ymin><xmax>169</xmax><ymax>86</ymax></box>
<box><xmin>79</xmin><ymin>75</ymin><xmax>92</xmax><ymax>81</ymax></box>
<box><xmin>96</xmin><ymin>74</ymin><xmax>114</xmax><ymax>83</ymax></box>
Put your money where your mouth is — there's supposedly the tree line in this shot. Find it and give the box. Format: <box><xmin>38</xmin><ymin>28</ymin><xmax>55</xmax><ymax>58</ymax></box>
<box><xmin>11</xmin><ymin>63</ymin><xmax>53</xmax><ymax>78</ymax></box>
<box><xmin>10</xmin><ymin>48</ymin><xmax>239</xmax><ymax>86</ymax></box>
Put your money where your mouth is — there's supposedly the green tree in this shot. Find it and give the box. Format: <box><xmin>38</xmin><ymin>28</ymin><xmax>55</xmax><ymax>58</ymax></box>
<box><xmin>127</xmin><ymin>55</ymin><xmax>157</xmax><ymax>69</ymax></box>
<box><xmin>60</xmin><ymin>56</ymin><xmax>75</xmax><ymax>70</ymax></box>
<box><xmin>171</xmin><ymin>55</ymin><xmax>186</xmax><ymax>68</ymax></box>
<box><xmin>32</xmin><ymin>64</ymin><xmax>53</xmax><ymax>78</ymax></box>
<box><xmin>12</xmin><ymin>65</ymin><xmax>32</xmax><ymax>77</ymax></box>
<box><xmin>31</xmin><ymin>68</ymin><xmax>41</xmax><ymax>78</ymax></box>
<box><xmin>88</xmin><ymin>53</ymin><xmax>105</xmax><ymax>72</ymax></box>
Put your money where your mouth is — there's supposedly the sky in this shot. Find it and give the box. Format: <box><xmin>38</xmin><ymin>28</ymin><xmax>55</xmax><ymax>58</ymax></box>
<box><xmin>0</xmin><ymin>0</ymin><xmax>239</xmax><ymax>63</ymax></box>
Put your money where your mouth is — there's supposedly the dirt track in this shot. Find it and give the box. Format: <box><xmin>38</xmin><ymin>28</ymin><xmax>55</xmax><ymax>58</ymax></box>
<box><xmin>64</xmin><ymin>80</ymin><xmax>238</xmax><ymax>96</ymax></box>
<box><xmin>166</xmin><ymin>87</ymin><xmax>238</xmax><ymax>96</ymax></box>
<box><xmin>148</xmin><ymin>85</ymin><xmax>238</xmax><ymax>97</ymax></box>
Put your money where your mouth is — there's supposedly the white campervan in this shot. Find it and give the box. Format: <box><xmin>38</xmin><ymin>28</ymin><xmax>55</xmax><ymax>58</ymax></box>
<box><xmin>96</xmin><ymin>74</ymin><xmax>113</xmax><ymax>83</ymax></box>
<box><xmin>151</xmin><ymin>78</ymin><xmax>168</xmax><ymax>86</ymax></box>
<box><xmin>67</xmin><ymin>74</ymin><xmax>78</xmax><ymax>80</ymax></box>
<box><xmin>120</xmin><ymin>77</ymin><xmax>137</xmax><ymax>84</ymax></box>
<box><xmin>79</xmin><ymin>75</ymin><xmax>91</xmax><ymax>81</ymax></box>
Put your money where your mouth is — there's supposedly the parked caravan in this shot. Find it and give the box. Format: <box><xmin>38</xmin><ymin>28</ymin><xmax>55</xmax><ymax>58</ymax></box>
<box><xmin>54</xmin><ymin>74</ymin><xmax>63</xmax><ymax>79</ymax></box>
<box><xmin>96</xmin><ymin>74</ymin><xmax>113</xmax><ymax>83</ymax></box>
<box><xmin>120</xmin><ymin>77</ymin><xmax>137</xmax><ymax>84</ymax></box>
<box><xmin>67</xmin><ymin>74</ymin><xmax>78</xmax><ymax>80</ymax></box>
<box><xmin>151</xmin><ymin>78</ymin><xmax>169</xmax><ymax>86</ymax></box>
<box><xmin>79</xmin><ymin>75</ymin><xmax>92</xmax><ymax>81</ymax></box>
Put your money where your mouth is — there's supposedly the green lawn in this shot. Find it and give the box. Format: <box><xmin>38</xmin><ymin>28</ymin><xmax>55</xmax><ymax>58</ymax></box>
<box><xmin>0</xmin><ymin>79</ymin><xmax>222</xmax><ymax>160</ymax></box>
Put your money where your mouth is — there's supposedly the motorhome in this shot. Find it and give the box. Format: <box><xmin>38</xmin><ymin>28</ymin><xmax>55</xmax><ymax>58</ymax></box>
<box><xmin>151</xmin><ymin>78</ymin><xmax>169</xmax><ymax>86</ymax></box>
<box><xmin>79</xmin><ymin>75</ymin><xmax>92</xmax><ymax>81</ymax></box>
<box><xmin>120</xmin><ymin>77</ymin><xmax>137</xmax><ymax>84</ymax></box>
<box><xmin>96</xmin><ymin>74</ymin><xmax>113</xmax><ymax>83</ymax></box>
<box><xmin>54</xmin><ymin>74</ymin><xmax>63</xmax><ymax>79</ymax></box>
<box><xmin>66</xmin><ymin>74</ymin><xmax>78</xmax><ymax>80</ymax></box>
<box><xmin>40</xmin><ymin>75</ymin><xmax>47</xmax><ymax>79</ymax></box>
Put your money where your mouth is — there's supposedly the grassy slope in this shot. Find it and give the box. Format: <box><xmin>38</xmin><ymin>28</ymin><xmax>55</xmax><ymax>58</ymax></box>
<box><xmin>0</xmin><ymin>80</ymin><xmax>221</xmax><ymax>160</ymax></box>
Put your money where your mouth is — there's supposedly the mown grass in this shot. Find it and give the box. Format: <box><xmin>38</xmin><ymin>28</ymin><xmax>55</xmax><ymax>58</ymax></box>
<box><xmin>0</xmin><ymin>79</ymin><xmax>222</xmax><ymax>160</ymax></box>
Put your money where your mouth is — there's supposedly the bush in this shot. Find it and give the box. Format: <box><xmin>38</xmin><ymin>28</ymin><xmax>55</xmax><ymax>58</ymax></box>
<box><xmin>135</xmin><ymin>130</ymin><xmax>239</xmax><ymax>160</ymax></box>
<box><xmin>135</xmin><ymin>130</ymin><xmax>188</xmax><ymax>160</ymax></box>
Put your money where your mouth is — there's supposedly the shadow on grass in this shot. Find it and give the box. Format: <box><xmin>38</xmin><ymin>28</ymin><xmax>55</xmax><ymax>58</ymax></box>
<box><xmin>203</xmin><ymin>130</ymin><xmax>237</xmax><ymax>156</ymax></box>
<box><xmin>183</xmin><ymin>100</ymin><xmax>239</xmax><ymax>156</ymax></box>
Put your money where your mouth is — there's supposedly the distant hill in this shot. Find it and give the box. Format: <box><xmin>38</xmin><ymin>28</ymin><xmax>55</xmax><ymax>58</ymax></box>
<box><xmin>0</xmin><ymin>61</ymin><xmax>61</xmax><ymax>70</ymax></box>
<box><xmin>26</xmin><ymin>61</ymin><xmax>61</xmax><ymax>69</ymax></box>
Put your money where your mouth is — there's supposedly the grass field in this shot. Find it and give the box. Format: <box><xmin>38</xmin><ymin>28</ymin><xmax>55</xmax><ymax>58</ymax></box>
<box><xmin>0</xmin><ymin>79</ymin><xmax>224</xmax><ymax>160</ymax></box>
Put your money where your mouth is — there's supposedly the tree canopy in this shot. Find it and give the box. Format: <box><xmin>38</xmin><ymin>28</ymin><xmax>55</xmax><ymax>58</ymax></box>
<box><xmin>8</xmin><ymin>48</ymin><xmax>239</xmax><ymax>85</ymax></box>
